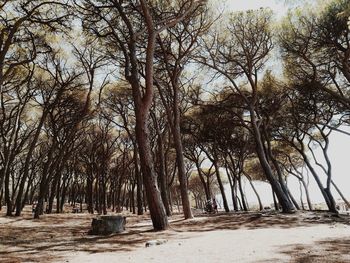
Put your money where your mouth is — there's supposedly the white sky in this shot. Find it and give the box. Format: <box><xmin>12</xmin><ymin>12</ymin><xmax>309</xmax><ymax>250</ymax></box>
<box><xmin>225</xmin><ymin>0</ymin><xmax>286</xmax><ymax>12</ymax></box>
<box><xmin>208</xmin><ymin>0</ymin><xmax>350</xmax><ymax>208</ymax></box>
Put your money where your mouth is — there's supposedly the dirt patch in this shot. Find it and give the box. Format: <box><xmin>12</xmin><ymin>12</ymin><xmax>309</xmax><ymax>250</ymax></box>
<box><xmin>0</xmin><ymin>208</ymin><xmax>349</xmax><ymax>263</ymax></box>
<box><xmin>281</xmin><ymin>237</ymin><xmax>350</xmax><ymax>263</ymax></box>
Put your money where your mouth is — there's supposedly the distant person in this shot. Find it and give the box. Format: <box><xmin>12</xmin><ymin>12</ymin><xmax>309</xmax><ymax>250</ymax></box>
<box><xmin>212</xmin><ymin>198</ymin><xmax>218</xmax><ymax>213</ymax></box>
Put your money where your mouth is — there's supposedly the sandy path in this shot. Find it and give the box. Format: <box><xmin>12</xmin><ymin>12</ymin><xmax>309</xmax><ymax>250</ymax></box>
<box><xmin>1</xmin><ymin>209</ymin><xmax>350</xmax><ymax>263</ymax></box>
<box><xmin>63</xmin><ymin>223</ymin><xmax>350</xmax><ymax>263</ymax></box>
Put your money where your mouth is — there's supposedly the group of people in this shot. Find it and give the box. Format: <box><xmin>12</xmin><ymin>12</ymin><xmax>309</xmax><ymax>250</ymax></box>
<box><xmin>205</xmin><ymin>198</ymin><xmax>218</xmax><ymax>214</ymax></box>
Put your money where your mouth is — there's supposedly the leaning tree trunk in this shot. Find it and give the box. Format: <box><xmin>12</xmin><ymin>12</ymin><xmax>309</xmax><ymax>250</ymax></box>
<box><xmin>286</xmin><ymin>183</ymin><xmax>300</xmax><ymax>210</ymax></box>
<box><xmin>250</xmin><ymin>111</ymin><xmax>294</xmax><ymax>213</ymax></box>
<box><xmin>125</xmin><ymin>15</ymin><xmax>169</xmax><ymax>229</ymax></box>
<box><xmin>15</xmin><ymin>110</ymin><xmax>48</xmax><ymax>216</ymax></box>
<box><xmin>227</xmin><ymin>155</ymin><xmax>240</xmax><ymax>211</ymax></box>
<box><xmin>298</xmin><ymin>146</ymin><xmax>336</xmax><ymax>213</ymax></box>
<box><xmin>271</xmin><ymin>187</ymin><xmax>279</xmax><ymax>210</ymax></box>
<box><xmin>263</xmin><ymin>126</ymin><xmax>295</xmax><ymax>209</ymax></box>
<box><xmin>196</xmin><ymin>162</ymin><xmax>211</xmax><ymax>201</ymax></box>
<box><xmin>202</xmin><ymin>147</ymin><xmax>229</xmax><ymax>212</ymax></box>
<box><xmin>245</xmin><ymin>173</ymin><xmax>263</xmax><ymax>211</ymax></box>
<box><xmin>238</xmin><ymin>173</ymin><xmax>248</xmax><ymax>211</ymax></box>
<box><xmin>331</xmin><ymin>180</ymin><xmax>350</xmax><ymax>208</ymax></box>
<box><xmin>299</xmin><ymin>176</ymin><xmax>313</xmax><ymax>211</ymax></box>
<box><xmin>212</xmin><ymin>159</ymin><xmax>230</xmax><ymax>212</ymax></box>
<box><xmin>324</xmin><ymin>187</ymin><xmax>337</xmax><ymax>213</ymax></box>
<box><xmin>135</xmin><ymin>108</ymin><xmax>169</xmax><ymax>230</ymax></box>
<box><xmin>323</xmin><ymin>136</ymin><xmax>338</xmax><ymax>213</ymax></box>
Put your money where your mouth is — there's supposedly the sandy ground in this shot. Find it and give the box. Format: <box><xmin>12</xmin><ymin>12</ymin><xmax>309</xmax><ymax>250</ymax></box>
<box><xmin>0</xmin><ymin>207</ymin><xmax>349</xmax><ymax>263</ymax></box>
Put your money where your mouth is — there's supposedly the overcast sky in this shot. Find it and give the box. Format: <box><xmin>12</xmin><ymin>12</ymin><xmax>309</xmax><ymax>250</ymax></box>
<box><xmin>226</xmin><ymin>0</ymin><xmax>286</xmax><ymax>12</ymax></box>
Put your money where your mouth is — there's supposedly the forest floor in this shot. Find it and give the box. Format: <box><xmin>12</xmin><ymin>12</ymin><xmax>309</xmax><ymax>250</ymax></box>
<box><xmin>0</xmin><ymin>207</ymin><xmax>350</xmax><ymax>263</ymax></box>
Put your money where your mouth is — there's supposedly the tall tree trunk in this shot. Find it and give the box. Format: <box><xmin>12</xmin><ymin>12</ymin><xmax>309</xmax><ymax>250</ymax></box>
<box><xmin>300</xmin><ymin>177</ymin><xmax>313</xmax><ymax>210</ymax></box>
<box><xmin>233</xmin><ymin>176</ymin><xmax>239</xmax><ymax>211</ymax></box>
<box><xmin>60</xmin><ymin>176</ymin><xmax>70</xmax><ymax>213</ymax></box>
<box><xmin>34</xmin><ymin>175</ymin><xmax>50</xmax><ymax>219</ymax></box>
<box><xmin>156</xmin><ymin>133</ymin><xmax>171</xmax><ymax>216</ymax></box>
<box><xmin>4</xmin><ymin>168</ymin><xmax>12</xmax><ymax>216</ymax></box>
<box><xmin>135</xmin><ymin>109</ymin><xmax>169</xmax><ymax>230</ymax></box>
<box><xmin>101</xmin><ymin>170</ymin><xmax>107</xmax><ymax>215</ymax></box>
<box><xmin>15</xmin><ymin>102</ymin><xmax>52</xmax><ymax>216</ymax></box>
<box><xmin>201</xmin><ymin>148</ymin><xmax>229</xmax><ymax>212</ymax></box>
<box><xmin>116</xmin><ymin>175</ymin><xmax>123</xmax><ymax>213</ymax></box>
<box><xmin>212</xmin><ymin>159</ymin><xmax>229</xmax><ymax>212</ymax></box>
<box><xmin>322</xmin><ymin>136</ymin><xmax>338</xmax><ymax>213</ymax></box>
<box><xmin>0</xmin><ymin>188</ymin><xmax>3</xmax><ymax>211</ymax></box>
<box><xmin>272</xmin><ymin>187</ymin><xmax>279</xmax><ymax>211</ymax></box>
<box><xmin>126</xmin><ymin>19</ymin><xmax>168</xmax><ymax>229</ymax></box>
<box><xmin>196</xmin><ymin>162</ymin><xmax>211</xmax><ymax>201</ymax></box>
<box><xmin>298</xmin><ymin>180</ymin><xmax>305</xmax><ymax>210</ymax></box>
<box><xmin>95</xmin><ymin>176</ymin><xmax>100</xmax><ymax>214</ymax></box>
<box><xmin>87</xmin><ymin>173</ymin><xmax>94</xmax><ymax>214</ymax></box>
<box><xmin>132</xmin><ymin>182</ymin><xmax>136</xmax><ymax>214</ymax></box>
<box><xmin>56</xmin><ymin>176</ymin><xmax>61</xmax><ymax>213</ymax></box>
<box><xmin>298</xmin><ymin>145</ymin><xmax>337</xmax><ymax>213</ymax></box>
<box><xmin>48</xmin><ymin>174</ymin><xmax>60</xmax><ymax>214</ymax></box>
<box><xmin>250</xmin><ymin>110</ymin><xmax>294</xmax><ymax>213</ymax></box>
<box><xmin>157</xmin><ymin>80</ymin><xmax>193</xmax><ymax>219</ymax></box>
<box><xmin>143</xmin><ymin>189</ymin><xmax>148</xmax><ymax>212</ymax></box>
<box><xmin>238</xmin><ymin>173</ymin><xmax>248</xmax><ymax>211</ymax></box>
<box><xmin>2</xmin><ymin>146</ymin><xmax>16</xmax><ymax>216</ymax></box>
<box><xmin>34</xmin><ymin>152</ymin><xmax>56</xmax><ymax>219</ymax></box>
<box><xmin>134</xmin><ymin>145</ymin><xmax>143</xmax><ymax>215</ymax></box>
<box><xmin>226</xmin><ymin>167</ymin><xmax>238</xmax><ymax>211</ymax></box>
<box><xmin>172</xmin><ymin>91</ymin><xmax>193</xmax><ymax>219</ymax></box>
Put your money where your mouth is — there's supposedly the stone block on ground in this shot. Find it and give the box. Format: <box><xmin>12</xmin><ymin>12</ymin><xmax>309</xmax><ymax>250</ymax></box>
<box><xmin>88</xmin><ymin>215</ymin><xmax>126</xmax><ymax>235</ymax></box>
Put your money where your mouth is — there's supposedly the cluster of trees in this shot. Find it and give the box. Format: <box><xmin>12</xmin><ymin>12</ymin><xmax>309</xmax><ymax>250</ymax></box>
<box><xmin>0</xmin><ymin>0</ymin><xmax>349</xmax><ymax>230</ymax></box>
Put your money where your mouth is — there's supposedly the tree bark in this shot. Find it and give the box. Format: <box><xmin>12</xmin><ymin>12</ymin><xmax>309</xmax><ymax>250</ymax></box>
<box><xmin>238</xmin><ymin>173</ymin><xmax>248</xmax><ymax>211</ymax></box>
<box><xmin>246</xmin><ymin>174</ymin><xmax>263</xmax><ymax>211</ymax></box>
<box><xmin>212</xmin><ymin>159</ymin><xmax>229</xmax><ymax>212</ymax></box>
<box><xmin>297</xmin><ymin>142</ymin><xmax>337</xmax><ymax>213</ymax></box>
<box><xmin>133</xmin><ymin>145</ymin><xmax>144</xmax><ymax>215</ymax></box>
<box><xmin>135</xmin><ymin>108</ymin><xmax>169</xmax><ymax>230</ymax></box>
<box><xmin>250</xmin><ymin>110</ymin><xmax>294</xmax><ymax>213</ymax></box>
<box><xmin>331</xmin><ymin>180</ymin><xmax>350</xmax><ymax>208</ymax></box>
<box><xmin>172</xmin><ymin>86</ymin><xmax>193</xmax><ymax>219</ymax></box>
<box><xmin>156</xmin><ymin>130</ymin><xmax>172</xmax><ymax>216</ymax></box>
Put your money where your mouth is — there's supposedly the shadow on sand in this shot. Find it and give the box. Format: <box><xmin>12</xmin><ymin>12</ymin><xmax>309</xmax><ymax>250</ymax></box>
<box><xmin>0</xmin><ymin>209</ymin><xmax>349</xmax><ymax>262</ymax></box>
